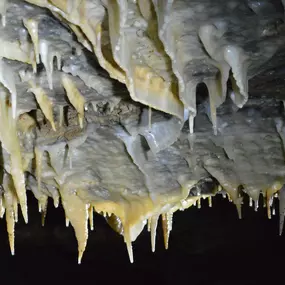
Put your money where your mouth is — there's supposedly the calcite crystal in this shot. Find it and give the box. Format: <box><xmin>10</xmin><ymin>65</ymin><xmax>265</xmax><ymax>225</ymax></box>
<box><xmin>0</xmin><ymin>0</ymin><xmax>285</xmax><ymax>263</ymax></box>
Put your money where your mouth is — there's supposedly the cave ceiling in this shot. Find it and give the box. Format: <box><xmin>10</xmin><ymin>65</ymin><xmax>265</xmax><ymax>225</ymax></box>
<box><xmin>0</xmin><ymin>0</ymin><xmax>284</xmax><ymax>263</ymax></box>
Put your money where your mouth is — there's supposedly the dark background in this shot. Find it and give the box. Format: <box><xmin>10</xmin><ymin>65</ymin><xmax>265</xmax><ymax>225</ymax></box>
<box><xmin>0</xmin><ymin>192</ymin><xmax>283</xmax><ymax>285</ymax></box>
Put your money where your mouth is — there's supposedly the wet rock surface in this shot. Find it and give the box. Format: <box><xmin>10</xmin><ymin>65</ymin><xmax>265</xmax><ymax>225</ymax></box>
<box><xmin>0</xmin><ymin>0</ymin><xmax>285</xmax><ymax>276</ymax></box>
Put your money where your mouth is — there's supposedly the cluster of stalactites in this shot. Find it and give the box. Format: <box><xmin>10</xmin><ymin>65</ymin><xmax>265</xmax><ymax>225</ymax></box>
<box><xmin>20</xmin><ymin>0</ymin><xmax>260</xmax><ymax>136</ymax></box>
<box><xmin>0</xmin><ymin>0</ymin><xmax>284</xmax><ymax>264</ymax></box>
<box><xmin>0</xmin><ymin>169</ymin><xmax>284</xmax><ymax>264</ymax></box>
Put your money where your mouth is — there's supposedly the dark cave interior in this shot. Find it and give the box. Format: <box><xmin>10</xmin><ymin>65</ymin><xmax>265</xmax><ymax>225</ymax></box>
<box><xmin>0</xmin><ymin>191</ymin><xmax>284</xmax><ymax>285</ymax></box>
